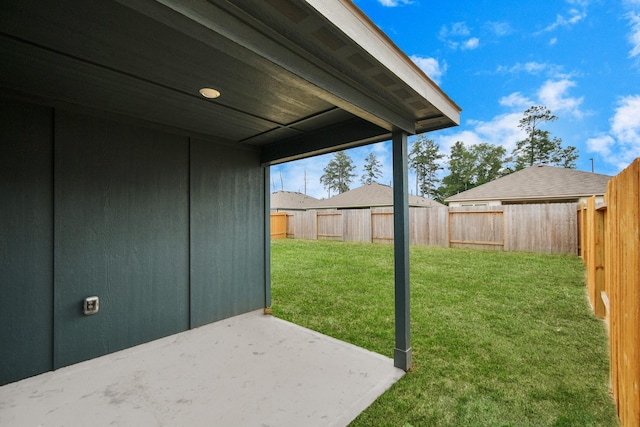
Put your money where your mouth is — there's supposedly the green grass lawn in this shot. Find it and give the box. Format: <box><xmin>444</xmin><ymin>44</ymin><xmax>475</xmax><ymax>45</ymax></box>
<box><xmin>271</xmin><ymin>239</ymin><xmax>618</xmax><ymax>427</ymax></box>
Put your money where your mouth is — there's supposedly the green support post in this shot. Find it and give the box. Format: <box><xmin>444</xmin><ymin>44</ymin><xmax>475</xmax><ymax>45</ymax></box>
<box><xmin>264</xmin><ymin>166</ymin><xmax>272</xmax><ymax>312</ymax></box>
<box><xmin>392</xmin><ymin>130</ymin><xmax>412</xmax><ymax>371</ymax></box>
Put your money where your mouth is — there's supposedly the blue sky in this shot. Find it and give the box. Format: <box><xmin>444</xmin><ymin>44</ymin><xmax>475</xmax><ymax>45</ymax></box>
<box><xmin>270</xmin><ymin>0</ymin><xmax>640</xmax><ymax>199</ymax></box>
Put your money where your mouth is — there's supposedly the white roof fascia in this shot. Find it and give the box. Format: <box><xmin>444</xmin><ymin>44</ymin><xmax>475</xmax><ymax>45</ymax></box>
<box><xmin>306</xmin><ymin>0</ymin><xmax>461</xmax><ymax>128</ymax></box>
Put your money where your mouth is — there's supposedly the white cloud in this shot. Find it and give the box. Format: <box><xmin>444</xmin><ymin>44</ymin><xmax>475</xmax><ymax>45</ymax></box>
<box><xmin>537</xmin><ymin>79</ymin><xmax>584</xmax><ymax>118</ymax></box>
<box><xmin>587</xmin><ymin>95</ymin><xmax>640</xmax><ymax>170</ymax></box>
<box><xmin>410</xmin><ymin>55</ymin><xmax>447</xmax><ymax>84</ymax></box>
<box><xmin>611</xmin><ymin>95</ymin><xmax>640</xmax><ymax>144</ymax></box>
<box><xmin>469</xmin><ymin>113</ymin><xmax>526</xmax><ymax>152</ymax></box>
<box><xmin>485</xmin><ymin>21</ymin><xmax>511</xmax><ymax>36</ymax></box>
<box><xmin>627</xmin><ymin>12</ymin><xmax>640</xmax><ymax>58</ymax></box>
<box><xmin>377</xmin><ymin>0</ymin><xmax>412</xmax><ymax>6</ymax></box>
<box><xmin>496</xmin><ymin>61</ymin><xmax>566</xmax><ymax>78</ymax></box>
<box><xmin>499</xmin><ymin>92</ymin><xmax>534</xmax><ymax>108</ymax></box>
<box><xmin>518</xmin><ymin>62</ymin><xmax>549</xmax><ymax>74</ymax></box>
<box><xmin>440</xmin><ymin>22</ymin><xmax>471</xmax><ymax>37</ymax></box>
<box><xmin>462</xmin><ymin>37</ymin><xmax>480</xmax><ymax>50</ymax></box>
<box><xmin>439</xmin><ymin>22</ymin><xmax>480</xmax><ymax>51</ymax></box>
<box><xmin>436</xmin><ymin>78</ymin><xmax>586</xmax><ymax>166</ymax></box>
<box><xmin>437</xmin><ymin>130</ymin><xmax>486</xmax><ymax>153</ymax></box>
<box><xmin>436</xmin><ymin>112</ymin><xmax>526</xmax><ymax>156</ymax></box>
<box><xmin>567</xmin><ymin>0</ymin><xmax>590</xmax><ymax>6</ymax></box>
<box><xmin>538</xmin><ymin>8</ymin><xmax>587</xmax><ymax>33</ymax></box>
<box><xmin>586</xmin><ymin>134</ymin><xmax>614</xmax><ymax>157</ymax></box>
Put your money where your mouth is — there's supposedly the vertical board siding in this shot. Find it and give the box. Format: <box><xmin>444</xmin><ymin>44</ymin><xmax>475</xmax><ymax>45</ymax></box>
<box><xmin>190</xmin><ymin>140</ymin><xmax>265</xmax><ymax>327</ymax></box>
<box><xmin>581</xmin><ymin>159</ymin><xmax>640</xmax><ymax>426</ymax></box>
<box><xmin>0</xmin><ymin>100</ymin><xmax>54</xmax><ymax>385</ymax></box>
<box><xmin>54</xmin><ymin>112</ymin><xmax>190</xmax><ymax>369</ymax></box>
<box><xmin>274</xmin><ymin>203</ymin><xmax>578</xmax><ymax>254</ymax></box>
<box><xmin>1</xmin><ymin>98</ymin><xmax>269</xmax><ymax>384</ymax></box>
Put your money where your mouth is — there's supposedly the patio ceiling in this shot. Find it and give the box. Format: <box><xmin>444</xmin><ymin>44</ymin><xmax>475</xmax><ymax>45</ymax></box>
<box><xmin>0</xmin><ymin>0</ymin><xmax>460</xmax><ymax>164</ymax></box>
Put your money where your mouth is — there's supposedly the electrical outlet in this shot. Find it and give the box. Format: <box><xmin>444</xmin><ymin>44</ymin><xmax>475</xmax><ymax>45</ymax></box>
<box><xmin>83</xmin><ymin>296</ymin><xmax>99</xmax><ymax>315</ymax></box>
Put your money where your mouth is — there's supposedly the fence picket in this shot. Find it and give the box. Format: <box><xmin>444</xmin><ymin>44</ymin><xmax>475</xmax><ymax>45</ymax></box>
<box><xmin>581</xmin><ymin>158</ymin><xmax>640</xmax><ymax>426</ymax></box>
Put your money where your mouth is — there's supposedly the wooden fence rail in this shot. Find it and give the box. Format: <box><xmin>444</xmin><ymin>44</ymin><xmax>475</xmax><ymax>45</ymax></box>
<box><xmin>273</xmin><ymin>203</ymin><xmax>578</xmax><ymax>254</ymax></box>
<box><xmin>580</xmin><ymin>158</ymin><xmax>640</xmax><ymax>426</ymax></box>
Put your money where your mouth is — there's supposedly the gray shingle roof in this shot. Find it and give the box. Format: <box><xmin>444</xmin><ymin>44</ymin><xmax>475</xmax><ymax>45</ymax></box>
<box><xmin>445</xmin><ymin>165</ymin><xmax>612</xmax><ymax>203</ymax></box>
<box><xmin>312</xmin><ymin>182</ymin><xmax>443</xmax><ymax>209</ymax></box>
<box><xmin>271</xmin><ymin>191</ymin><xmax>319</xmax><ymax>210</ymax></box>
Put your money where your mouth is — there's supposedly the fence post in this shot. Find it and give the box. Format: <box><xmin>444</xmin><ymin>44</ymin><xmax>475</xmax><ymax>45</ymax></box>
<box><xmin>585</xmin><ymin>196</ymin><xmax>606</xmax><ymax>319</ymax></box>
<box><xmin>579</xmin><ymin>201</ymin><xmax>587</xmax><ymax>259</ymax></box>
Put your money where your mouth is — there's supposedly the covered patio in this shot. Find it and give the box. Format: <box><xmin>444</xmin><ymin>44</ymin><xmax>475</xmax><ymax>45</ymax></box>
<box><xmin>1</xmin><ymin>0</ymin><xmax>460</xmax><ymax>421</ymax></box>
<box><xmin>0</xmin><ymin>310</ymin><xmax>404</xmax><ymax>426</ymax></box>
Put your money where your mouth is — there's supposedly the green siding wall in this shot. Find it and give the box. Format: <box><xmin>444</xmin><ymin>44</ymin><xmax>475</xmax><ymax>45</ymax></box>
<box><xmin>190</xmin><ymin>139</ymin><xmax>265</xmax><ymax>327</ymax></box>
<box><xmin>0</xmin><ymin>100</ymin><xmax>54</xmax><ymax>384</ymax></box>
<box><xmin>53</xmin><ymin>112</ymin><xmax>191</xmax><ymax>368</ymax></box>
<box><xmin>0</xmin><ymin>99</ymin><xmax>266</xmax><ymax>385</ymax></box>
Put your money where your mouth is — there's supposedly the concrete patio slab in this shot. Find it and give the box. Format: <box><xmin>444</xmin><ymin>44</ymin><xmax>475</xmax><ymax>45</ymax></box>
<box><xmin>0</xmin><ymin>310</ymin><xmax>404</xmax><ymax>426</ymax></box>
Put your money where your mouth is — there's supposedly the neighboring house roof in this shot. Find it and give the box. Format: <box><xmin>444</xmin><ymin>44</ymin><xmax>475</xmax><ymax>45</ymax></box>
<box><xmin>271</xmin><ymin>191</ymin><xmax>319</xmax><ymax>210</ymax></box>
<box><xmin>445</xmin><ymin>165</ymin><xmax>612</xmax><ymax>204</ymax></box>
<box><xmin>312</xmin><ymin>182</ymin><xmax>444</xmax><ymax>209</ymax></box>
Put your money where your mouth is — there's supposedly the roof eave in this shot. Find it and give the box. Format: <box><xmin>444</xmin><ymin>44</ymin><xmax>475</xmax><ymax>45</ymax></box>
<box><xmin>307</xmin><ymin>0</ymin><xmax>462</xmax><ymax>124</ymax></box>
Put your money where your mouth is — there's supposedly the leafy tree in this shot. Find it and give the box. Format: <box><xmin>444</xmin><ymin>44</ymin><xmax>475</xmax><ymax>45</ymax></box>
<box><xmin>551</xmin><ymin>144</ymin><xmax>579</xmax><ymax>169</ymax></box>
<box><xmin>361</xmin><ymin>152</ymin><xmax>383</xmax><ymax>185</ymax></box>
<box><xmin>440</xmin><ymin>141</ymin><xmax>506</xmax><ymax>199</ymax></box>
<box><xmin>473</xmin><ymin>143</ymin><xmax>507</xmax><ymax>185</ymax></box>
<box><xmin>409</xmin><ymin>136</ymin><xmax>443</xmax><ymax>199</ymax></box>
<box><xmin>510</xmin><ymin>105</ymin><xmax>578</xmax><ymax>170</ymax></box>
<box><xmin>441</xmin><ymin>141</ymin><xmax>476</xmax><ymax>196</ymax></box>
<box><xmin>320</xmin><ymin>151</ymin><xmax>356</xmax><ymax>197</ymax></box>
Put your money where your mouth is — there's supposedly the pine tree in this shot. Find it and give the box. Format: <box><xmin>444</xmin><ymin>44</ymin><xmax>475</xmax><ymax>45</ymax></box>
<box><xmin>408</xmin><ymin>136</ymin><xmax>443</xmax><ymax>199</ymax></box>
<box><xmin>510</xmin><ymin>105</ymin><xmax>578</xmax><ymax>170</ymax></box>
<box><xmin>361</xmin><ymin>152</ymin><xmax>383</xmax><ymax>185</ymax></box>
<box><xmin>320</xmin><ymin>151</ymin><xmax>356</xmax><ymax>197</ymax></box>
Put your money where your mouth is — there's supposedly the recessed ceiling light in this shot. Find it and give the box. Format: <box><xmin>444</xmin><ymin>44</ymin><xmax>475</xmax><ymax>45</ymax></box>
<box><xmin>199</xmin><ymin>88</ymin><xmax>221</xmax><ymax>99</ymax></box>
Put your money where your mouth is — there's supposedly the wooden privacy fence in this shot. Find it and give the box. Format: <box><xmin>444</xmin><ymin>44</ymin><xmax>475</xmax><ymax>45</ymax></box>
<box><xmin>274</xmin><ymin>203</ymin><xmax>578</xmax><ymax>254</ymax></box>
<box><xmin>580</xmin><ymin>158</ymin><xmax>640</xmax><ymax>426</ymax></box>
<box><xmin>270</xmin><ymin>212</ymin><xmax>287</xmax><ymax>239</ymax></box>
<box><xmin>449</xmin><ymin>207</ymin><xmax>504</xmax><ymax>250</ymax></box>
